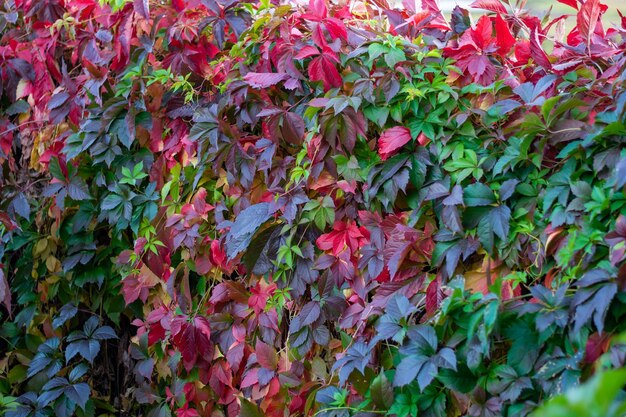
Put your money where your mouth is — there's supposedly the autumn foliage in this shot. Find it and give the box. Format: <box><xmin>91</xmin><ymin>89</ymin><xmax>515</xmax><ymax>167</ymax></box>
<box><xmin>2</xmin><ymin>0</ymin><xmax>626</xmax><ymax>416</ymax></box>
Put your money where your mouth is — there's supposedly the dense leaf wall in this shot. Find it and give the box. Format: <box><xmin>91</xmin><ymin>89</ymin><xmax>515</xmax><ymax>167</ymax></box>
<box><xmin>1</xmin><ymin>0</ymin><xmax>626</xmax><ymax>416</ymax></box>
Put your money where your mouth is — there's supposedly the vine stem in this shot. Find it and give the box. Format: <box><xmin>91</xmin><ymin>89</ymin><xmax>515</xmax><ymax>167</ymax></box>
<box><xmin>313</xmin><ymin>406</ymin><xmax>386</xmax><ymax>416</ymax></box>
<box><xmin>0</xmin><ymin>120</ymin><xmax>42</xmax><ymax>137</ymax></box>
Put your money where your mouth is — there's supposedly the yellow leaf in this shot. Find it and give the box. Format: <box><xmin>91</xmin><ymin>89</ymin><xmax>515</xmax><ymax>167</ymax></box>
<box><xmin>33</xmin><ymin>239</ymin><xmax>48</xmax><ymax>257</ymax></box>
<box><xmin>45</xmin><ymin>256</ymin><xmax>60</xmax><ymax>272</ymax></box>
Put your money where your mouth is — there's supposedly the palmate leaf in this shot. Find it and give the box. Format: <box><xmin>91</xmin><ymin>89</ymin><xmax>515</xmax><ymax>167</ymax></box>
<box><xmin>171</xmin><ymin>316</ymin><xmax>212</xmax><ymax>371</ymax></box>
<box><xmin>52</xmin><ymin>304</ymin><xmax>78</xmax><ymax>329</ymax></box>
<box><xmin>514</xmin><ymin>75</ymin><xmax>557</xmax><ymax>106</ymax></box>
<box><xmin>400</xmin><ymin>325</ymin><xmax>437</xmax><ymax>355</ymax></box>
<box><xmin>332</xmin><ymin>341</ymin><xmax>373</xmax><ymax>384</ymax></box>
<box><xmin>571</xmin><ymin>269</ymin><xmax>618</xmax><ymax>334</ymax></box>
<box><xmin>65</xmin><ymin>338</ymin><xmax>100</xmax><ymax>364</ymax></box>
<box><xmin>432</xmin><ymin>231</ymin><xmax>480</xmax><ymax>278</ymax></box>
<box><xmin>65</xmin><ymin>317</ymin><xmax>117</xmax><ymax>363</ymax></box>
<box><xmin>486</xmin><ymin>365</ymin><xmax>533</xmax><ymax>402</ymax></box>
<box><xmin>394</xmin><ymin>354</ymin><xmax>430</xmax><ymax>388</ymax></box>
<box><xmin>393</xmin><ymin>326</ymin><xmax>456</xmax><ymax>390</ymax></box>
<box><xmin>40</xmin><ymin>376</ymin><xmax>90</xmax><ymax>411</ymax></box>
<box><xmin>27</xmin><ymin>338</ymin><xmax>62</xmax><ymax>378</ymax></box>
<box><xmin>6</xmin><ymin>392</ymin><xmax>47</xmax><ymax>417</ymax></box>
<box><xmin>470</xmin><ymin>204</ymin><xmax>511</xmax><ymax>256</ymax></box>
<box><xmin>367</xmin><ymin>154</ymin><xmax>411</xmax><ymax>210</ymax></box>
<box><xmin>6</xmin><ymin>0</ymin><xmax>626</xmax><ymax>415</ymax></box>
<box><xmin>375</xmin><ymin>294</ymin><xmax>416</xmax><ymax>342</ymax></box>
<box><xmin>308</xmin><ymin>54</ymin><xmax>342</xmax><ymax>91</ymax></box>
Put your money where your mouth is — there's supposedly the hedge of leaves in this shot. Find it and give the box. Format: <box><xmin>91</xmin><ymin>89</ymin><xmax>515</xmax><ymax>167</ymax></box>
<box><xmin>2</xmin><ymin>0</ymin><xmax>626</xmax><ymax>416</ymax></box>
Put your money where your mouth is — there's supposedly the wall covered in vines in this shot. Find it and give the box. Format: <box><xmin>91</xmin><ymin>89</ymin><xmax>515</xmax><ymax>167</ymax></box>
<box><xmin>1</xmin><ymin>0</ymin><xmax>626</xmax><ymax>416</ymax></box>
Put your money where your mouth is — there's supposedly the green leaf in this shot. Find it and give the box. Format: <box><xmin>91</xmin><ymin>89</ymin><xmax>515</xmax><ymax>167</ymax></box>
<box><xmin>370</xmin><ymin>372</ymin><xmax>394</xmax><ymax>409</ymax></box>
<box><xmin>464</xmin><ymin>183</ymin><xmax>496</xmax><ymax>206</ymax></box>
<box><xmin>368</xmin><ymin>43</ymin><xmax>387</xmax><ymax>60</ymax></box>
<box><xmin>477</xmin><ymin>216</ymin><xmax>495</xmax><ymax>256</ymax></box>
<box><xmin>239</xmin><ymin>398</ymin><xmax>264</xmax><ymax>417</ymax></box>
<box><xmin>384</xmin><ymin>48</ymin><xmax>406</xmax><ymax>68</ymax></box>
<box><xmin>437</xmin><ymin>364</ymin><xmax>477</xmax><ymax>393</ymax></box>
<box><xmin>363</xmin><ymin>106</ymin><xmax>389</xmax><ymax>127</ymax></box>
<box><xmin>532</xmin><ymin>369</ymin><xmax>626</xmax><ymax>417</ymax></box>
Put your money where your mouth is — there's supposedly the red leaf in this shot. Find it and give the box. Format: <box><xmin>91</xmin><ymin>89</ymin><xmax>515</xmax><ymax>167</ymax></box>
<box><xmin>324</xmin><ymin>18</ymin><xmax>348</xmax><ymax>41</ymax></box>
<box><xmin>494</xmin><ymin>14</ymin><xmax>515</xmax><ymax>56</ymax></box>
<box><xmin>176</xmin><ymin>404</ymin><xmax>200</xmax><ymax>417</ymax></box>
<box><xmin>210</xmin><ymin>240</ymin><xmax>229</xmax><ymax>270</ymax></box>
<box><xmin>619</xmin><ymin>10</ymin><xmax>626</xmax><ymax>30</ymax></box>
<box><xmin>194</xmin><ymin>254</ymin><xmax>212</xmax><ymax>275</ymax></box>
<box><xmin>308</xmin><ymin>0</ymin><xmax>328</xmax><ymax>19</ymax></box>
<box><xmin>408</xmin><ymin>10</ymin><xmax>432</xmax><ymax>28</ymax></box>
<box><xmin>243</xmin><ymin>72</ymin><xmax>289</xmax><ymax>89</ymax></box>
<box><xmin>172</xmin><ymin>0</ymin><xmax>186</xmax><ymax>11</ymax></box>
<box><xmin>515</xmin><ymin>39</ymin><xmax>531</xmax><ymax>63</ymax></box>
<box><xmin>171</xmin><ymin>316</ymin><xmax>212</xmax><ymax>371</ymax></box>
<box><xmin>577</xmin><ymin>0</ymin><xmax>601</xmax><ymax>48</ymax></box>
<box><xmin>584</xmin><ymin>332</ymin><xmax>611</xmax><ymax>363</ymax></box>
<box><xmin>472</xmin><ymin>15</ymin><xmax>495</xmax><ymax>50</ymax></box>
<box><xmin>425</xmin><ymin>276</ymin><xmax>443</xmax><ymax>316</ymax></box>
<box><xmin>316</xmin><ymin>220</ymin><xmax>369</xmax><ymax>255</ymax></box>
<box><xmin>421</xmin><ymin>0</ymin><xmax>443</xmax><ymax>12</ymax></box>
<box><xmin>530</xmin><ymin>28</ymin><xmax>552</xmax><ymax>69</ymax></box>
<box><xmin>308</xmin><ymin>54</ymin><xmax>342</xmax><ymax>91</ymax></box>
<box><xmin>249</xmin><ymin>279</ymin><xmax>276</xmax><ymax>315</ymax></box>
<box><xmin>417</xmin><ymin>132</ymin><xmax>430</xmax><ymax>146</ymax></box>
<box><xmin>378</xmin><ymin>126</ymin><xmax>412</xmax><ymax>160</ymax></box>
<box><xmin>294</xmin><ymin>46</ymin><xmax>320</xmax><ymax>60</ymax></box>
<box><xmin>121</xmin><ymin>264</ymin><xmax>160</xmax><ymax>305</ymax></box>
<box><xmin>241</xmin><ymin>368</ymin><xmax>259</xmax><ymax>388</ymax></box>
<box><xmin>384</xmin><ymin>224</ymin><xmax>421</xmax><ymax>279</ymax></box>
<box><xmin>148</xmin><ymin>322</ymin><xmax>166</xmax><ymax>345</ymax></box>
<box><xmin>557</xmin><ymin>0</ymin><xmax>579</xmax><ymax>9</ymax></box>
<box><xmin>280</xmin><ymin>112</ymin><xmax>305</xmax><ymax>145</ymax></box>
<box><xmin>470</xmin><ymin>0</ymin><xmax>507</xmax><ymax>15</ymax></box>
<box><xmin>0</xmin><ymin>212</ymin><xmax>17</xmax><ymax>231</ymax></box>
<box><xmin>256</xmin><ymin>341</ymin><xmax>278</xmax><ymax>369</ymax></box>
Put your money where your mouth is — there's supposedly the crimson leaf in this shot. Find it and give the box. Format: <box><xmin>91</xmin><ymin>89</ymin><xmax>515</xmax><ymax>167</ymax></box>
<box><xmin>378</xmin><ymin>126</ymin><xmax>412</xmax><ymax>160</ymax></box>
<box><xmin>469</xmin><ymin>0</ymin><xmax>507</xmax><ymax>14</ymax></box>
<box><xmin>243</xmin><ymin>72</ymin><xmax>290</xmax><ymax>89</ymax></box>
<box><xmin>308</xmin><ymin>54</ymin><xmax>342</xmax><ymax>91</ymax></box>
